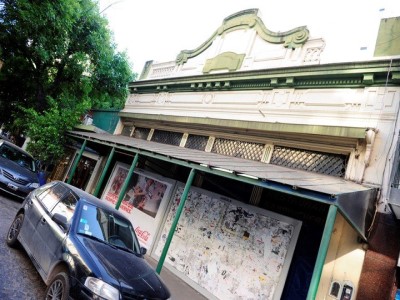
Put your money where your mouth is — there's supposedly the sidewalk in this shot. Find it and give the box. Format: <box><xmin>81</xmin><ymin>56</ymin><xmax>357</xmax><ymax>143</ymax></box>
<box><xmin>145</xmin><ymin>256</ymin><xmax>208</xmax><ymax>300</ymax></box>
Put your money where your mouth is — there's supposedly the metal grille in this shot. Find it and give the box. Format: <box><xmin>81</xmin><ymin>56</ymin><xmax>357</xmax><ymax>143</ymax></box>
<box><xmin>133</xmin><ymin>127</ymin><xmax>150</xmax><ymax>140</ymax></box>
<box><xmin>185</xmin><ymin>134</ymin><xmax>208</xmax><ymax>151</ymax></box>
<box><xmin>2</xmin><ymin>170</ymin><xmax>29</xmax><ymax>185</ymax></box>
<box><xmin>121</xmin><ymin>126</ymin><xmax>133</xmax><ymax>137</ymax></box>
<box><xmin>151</xmin><ymin>129</ymin><xmax>182</xmax><ymax>146</ymax></box>
<box><xmin>270</xmin><ymin>146</ymin><xmax>348</xmax><ymax>177</ymax></box>
<box><xmin>211</xmin><ymin>138</ymin><xmax>264</xmax><ymax>161</ymax></box>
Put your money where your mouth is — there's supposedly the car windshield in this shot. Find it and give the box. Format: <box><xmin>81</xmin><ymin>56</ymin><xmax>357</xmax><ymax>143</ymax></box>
<box><xmin>77</xmin><ymin>203</ymin><xmax>140</xmax><ymax>253</ymax></box>
<box><xmin>0</xmin><ymin>143</ymin><xmax>36</xmax><ymax>172</ymax></box>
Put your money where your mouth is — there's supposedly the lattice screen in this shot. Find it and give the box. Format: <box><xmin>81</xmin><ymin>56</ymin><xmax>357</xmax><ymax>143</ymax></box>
<box><xmin>133</xmin><ymin>127</ymin><xmax>150</xmax><ymax>140</ymax></box>
<box><xmin>151</xmin><ymin>129</ymin><xmax>182</xmax><ymax>146</ymax></box>
<box><xmin>211</xmin><ymin>138</ymin><xmax>264</xmax><ymax>161</ymax></box>
<box><xmin>121</xmin><ymin>126</ymin><xmax>133</xmax><ymax>137</ymax></box>
<box><xmin>185</xmin><ymin>134</ymin><xmax>208</xmax><ymax>151</ymax></box>
<box><xmin>270</xmin><ymin>146</ymin><xmax>348</xmax><ymax>177</ymax></box>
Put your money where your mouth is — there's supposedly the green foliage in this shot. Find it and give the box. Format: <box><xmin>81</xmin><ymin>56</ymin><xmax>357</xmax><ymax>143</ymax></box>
<box><xmin>0</xmin><ymin>0</ymin><xmax>135</xmax><ymax>163</ymax></box>
<box><xmin>17</xmin><ymin>96</ymin><xmax>90</xmax><ymax>163</ymax></box>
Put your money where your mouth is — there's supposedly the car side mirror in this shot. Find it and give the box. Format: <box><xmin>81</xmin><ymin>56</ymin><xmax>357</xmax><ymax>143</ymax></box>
<box><xmin>140</xmin><ymin>246</ymin><xmax>147</xmax><ymax>255</ymax></box>
<box><xmin>53</xmin><ymin>213</ymin><xmax>69</xmax><ymax>231</ymax></box>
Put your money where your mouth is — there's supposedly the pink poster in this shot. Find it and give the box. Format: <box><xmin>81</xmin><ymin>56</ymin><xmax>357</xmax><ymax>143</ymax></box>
<box><xmin>102</xmin><ymin>163</ymin><xmax>173</xmax><ymax>248</ymax></box>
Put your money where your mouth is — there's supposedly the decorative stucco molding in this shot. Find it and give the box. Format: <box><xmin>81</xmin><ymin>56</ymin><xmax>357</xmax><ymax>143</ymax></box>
<box><xmin>176</xmin><ymin>8</ymin><xmax>309</xmax><ymax>65</ymax></box>
<box><xmin>203</xmin><ymin>52</ymin><xmax>245</xmax><ymax>73</ymax></box>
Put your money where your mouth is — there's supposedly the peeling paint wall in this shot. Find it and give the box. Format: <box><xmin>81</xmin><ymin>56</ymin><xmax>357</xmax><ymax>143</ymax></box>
<box><xmin>154</xmin><ymin>184</ymin><xmax>302</xmax><ymax>300</ymax></box>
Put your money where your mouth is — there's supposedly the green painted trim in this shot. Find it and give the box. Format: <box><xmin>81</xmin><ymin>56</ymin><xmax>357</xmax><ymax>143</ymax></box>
<box><xmin>68</xmin><ymin>133</ymin><xmax>342</xmax><ymax>205</ymax></box>
<box><xmin>118</xmin><ymin>113</ymin><xmax>367</xmax><ymax>139</ymax></box>
<box><xmin>93</xmin><ymin>147</ymin><xmax>115</xmax><ymax>197</ymax></box>
<box><xmin>176</xmin><ymin>9</ymin><xmax>308</xmax><ymax>65</ymax></box>
<box><xmin>115</xmin><ymin>153</ymin><xmax>139</xmax><ymax>210</ymax></box>
<box><xmin>156</xmin><ymin>168</ymin><xmax>196</xmax><ymax>274</ymax></box>
<box><xmin>131</xmin><ymin>58</ymin><xmax>399</xmax><ymax>93</ymax></box>
<box><xmin>66</xmin><ymin>140</ymin><xmax>87</xmax><ymax>184</ymax></box>
<box><xmin>307</xmin><ymin>205</ymin><xmax>337</xmax><ymax>300</ymax></box>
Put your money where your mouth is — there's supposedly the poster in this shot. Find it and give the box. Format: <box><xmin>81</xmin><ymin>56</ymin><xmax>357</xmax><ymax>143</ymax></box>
<box><xmin>154</xmin><ymin>184</ymin><xmax>302</xmax><ymax>300</ymax></box>
<box><xmin>101</xmin><ymin>162</ymin><xmax>174</xmax><ymax>249</ymax></box>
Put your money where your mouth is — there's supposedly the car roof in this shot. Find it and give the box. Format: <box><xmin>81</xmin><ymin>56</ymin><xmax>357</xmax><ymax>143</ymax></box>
<box><xmin>0</xmin><ymin>138</ymin><xmax>35</xmax><ymax>159</ymax></box>
<box><xmin>54</xmin><ymin>181</ymin><xmax>128</xmax><ymax>220</ymax></box>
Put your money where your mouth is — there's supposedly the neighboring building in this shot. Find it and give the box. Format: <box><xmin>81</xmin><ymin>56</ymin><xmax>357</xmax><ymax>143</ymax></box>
<box><xmin>57</xmin><ymin>9</ymin><xmax>400</xmax><ymax>300</ymax></box>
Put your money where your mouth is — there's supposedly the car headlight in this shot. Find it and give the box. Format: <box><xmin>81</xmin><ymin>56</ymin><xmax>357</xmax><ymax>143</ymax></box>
<box><xmin>29</xmin><ymin>182</ymin><xmax>39</xmax><ymax>188</ymax></box>
<box><xmin>84</xmin><ymin>277</ymin><xmax>120</xmax><ymax>300</ymax></box>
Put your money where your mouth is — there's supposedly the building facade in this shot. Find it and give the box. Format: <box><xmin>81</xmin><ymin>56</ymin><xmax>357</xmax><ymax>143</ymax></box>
<box><xmin>57</xmin><ymin>9</ymin><xmax>400</xmax><ymax>300</ymax></box>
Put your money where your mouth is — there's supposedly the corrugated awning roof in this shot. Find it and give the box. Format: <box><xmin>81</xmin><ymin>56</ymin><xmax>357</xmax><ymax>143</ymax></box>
<box><xmin>68</xmin><ymin>131</ymin><xmax>377</xmax><ymax>240</ymax></box>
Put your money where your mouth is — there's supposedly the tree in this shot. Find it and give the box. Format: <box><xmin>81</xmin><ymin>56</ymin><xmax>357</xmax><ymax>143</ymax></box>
<box><xmin>0</xmin><ymin>0</ymin><xmax>134</xmax><ymax>162</ymax></box>
<box><xmin>15</xmin><ymin>96</ymin><xmax>90</xmax><ymax>164</ymax></box>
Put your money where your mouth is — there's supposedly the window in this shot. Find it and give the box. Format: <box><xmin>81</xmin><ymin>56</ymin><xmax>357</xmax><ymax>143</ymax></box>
<box><xmin>0</xmin><ymin>143</ymin><xmax>36</xmax><ymax>172</ymax></box>
<box><xmin>77</xmin><ymin>203</ymin><xmax>140</xmax><ymax>252</ymax></box>
<box><xmin>38</xmin><ymin>183</ymin><xmax>69</xmax><ymax>212</ymax></box>
<box><xmin>51</xmin><ymin>190</ymin><xmax>78</xmax><ymax>223</ymax></box>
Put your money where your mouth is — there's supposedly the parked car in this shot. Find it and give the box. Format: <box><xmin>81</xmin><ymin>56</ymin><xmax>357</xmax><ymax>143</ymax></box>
<box><xmin>0</xmin><ymin>139</ymin><xmax>39</xmax><ymax>198</ymax></box>
<box><xmin>6</xmin><ymin>181</ymin><xmax>171</xmax><ymax>300</ymax></box>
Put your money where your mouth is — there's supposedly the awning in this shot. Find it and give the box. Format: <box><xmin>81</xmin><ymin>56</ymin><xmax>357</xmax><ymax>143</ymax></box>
<box><xmin>68</xmin><ymin>131</ymin><xmax>377</xmax><ymax>240</ymax></box>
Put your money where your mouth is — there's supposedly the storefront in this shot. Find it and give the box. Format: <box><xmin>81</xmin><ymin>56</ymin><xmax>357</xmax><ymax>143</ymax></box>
<box><xmin>63</xmin><ymin>130</ymin><xmax>376</xmax><ymax>300</ymax></box>
<box><xmin>53</xmin><ymin>9</ymin><xmax>400</xmax><ymax>300</ymax></box>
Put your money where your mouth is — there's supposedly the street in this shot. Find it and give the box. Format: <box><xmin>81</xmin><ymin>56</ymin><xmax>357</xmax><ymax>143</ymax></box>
<box><xmin>0</xmin><ymin>191</ymin><xmax>207</xmax><ymax>300</ymax></box>
<box><xmin>0</xmin><ymin>193</ymin><xmax>46</xmax><ymax>299</ymax></box>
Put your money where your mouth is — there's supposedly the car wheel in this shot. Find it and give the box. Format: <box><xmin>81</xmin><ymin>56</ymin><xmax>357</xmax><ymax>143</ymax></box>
<box><xmin>45</xmin><ymin>272</ymin><xmax>70</xmax><ymax>300</ymax></box>
<box><xmin>6</xmin><ymin>213</ymin><xmax>24</xmax><ymax>248</ymax></box>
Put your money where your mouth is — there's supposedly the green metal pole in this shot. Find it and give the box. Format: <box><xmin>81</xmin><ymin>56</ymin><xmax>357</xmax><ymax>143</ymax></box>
<box><xmin>156</xmin><ymin>168</ymin><xmax>196</xmax><ymax>274</ymax></box>
<box><xmin>115</xmin><ymin>153</ymin><xmax>139</xmax><ymax>210</ymax></box>
<box><xmin>306</xmin><ymin>205</ymin><xmax>337</xmax><ymax>300</ymax></box>
<box><xmin>93</xmin><ymin>147</ymin><xmax>115</xmax><ymax>197</ymax></box>
<box><xmin>67</xmin><ymin>139</ymin><xmax>87</xmax><ymax>184</ymax></box>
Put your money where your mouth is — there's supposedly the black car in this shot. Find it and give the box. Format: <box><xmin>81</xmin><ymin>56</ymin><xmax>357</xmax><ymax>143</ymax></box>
<box><xmin>0</xmin><ymin>139</ymin><xmax>40</xmax><ymax>198</ymax></box>
<box><xmin>6</xmin><ymin>181</ymin><xmax>171</xmax><ymax>300</ymax></box>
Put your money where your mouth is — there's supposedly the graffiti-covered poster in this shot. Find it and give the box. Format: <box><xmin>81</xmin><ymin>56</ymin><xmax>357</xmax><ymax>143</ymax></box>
<box><xmin>154</xmin><ymin>185</ymin><xmax>301</xmax><ymax>300</ymax></box>
<box><xmin>101</xmin><ymin>163</ymin><xmax>174</xmax><ymax>249</ymax></box>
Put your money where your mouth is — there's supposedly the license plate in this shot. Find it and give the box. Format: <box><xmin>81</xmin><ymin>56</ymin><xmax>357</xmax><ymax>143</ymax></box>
<box><xmin>7</xmin><ymin>183</ymin><xmax>18</xmax><ymax>191</ymax></box>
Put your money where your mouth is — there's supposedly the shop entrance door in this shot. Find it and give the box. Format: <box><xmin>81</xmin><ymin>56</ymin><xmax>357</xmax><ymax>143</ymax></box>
<box><xmin>68</xmin><ymin>156</ymin><xmax>98</xmax><ymax>191</ymax></box>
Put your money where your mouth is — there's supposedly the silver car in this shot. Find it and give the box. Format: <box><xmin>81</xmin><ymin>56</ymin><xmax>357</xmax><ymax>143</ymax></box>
<box><xmin>0</xmin><ymin>139</ymin><xmax>39</xmax><ymax>198</ymax></box>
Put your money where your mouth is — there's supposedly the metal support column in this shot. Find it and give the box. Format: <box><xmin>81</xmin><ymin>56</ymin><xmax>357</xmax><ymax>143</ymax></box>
<box><xmin>93</xmin><ymin>147</ymin><xmax>115</xmax><ymax>197</ymax></box>
<box><xmin>66</xmin><ymin>139</ymin><xmax>87</xmax><ymax>184</ymax></box>
<box><xmin>115</xmin><ymin>153</ymin><xmax>139</xmax><ymax>210</ymax></box>
<box><xmin>156</xmin><ymin>168</ymin><xmax>196</xmax><ymax>274</ymax></box>
<box><xmin>307</xmin><ymin>205</ymin><xmax>337</xmax><ymax>300</ymax></box>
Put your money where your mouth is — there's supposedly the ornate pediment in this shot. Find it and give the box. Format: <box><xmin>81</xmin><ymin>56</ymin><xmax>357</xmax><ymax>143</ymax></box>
<box><xmin>176</xmin><ymin>9</ymin><xmax>309</xmax><ymax>65</ymax></box>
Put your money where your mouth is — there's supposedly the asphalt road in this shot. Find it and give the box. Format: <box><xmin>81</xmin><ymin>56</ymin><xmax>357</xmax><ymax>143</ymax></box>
<box><xmin>0</xmin><ymin>193</ymin><xmax>46</xmax><ymax>299</ymax></box>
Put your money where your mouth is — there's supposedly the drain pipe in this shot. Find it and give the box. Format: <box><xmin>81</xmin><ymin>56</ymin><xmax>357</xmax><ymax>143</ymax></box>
<box><xmin>307</xmin><ymin>204</ymin><xmax>337</xmax><ymax>300</ymax></box>
<box><xmin>156</xmin><ymin>168</ymin><xmax>196</xmax><ymax>274</ymax></box>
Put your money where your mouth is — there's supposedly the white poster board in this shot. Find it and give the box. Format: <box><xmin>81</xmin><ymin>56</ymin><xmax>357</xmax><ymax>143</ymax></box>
<box><xmin>154</xmin><ymin>184</ymin><xmax>302</xmax><ymax>300</ymax></box>
<box><xmin>101</xmin><ymin>162</ymin><xmax>175</xmax><ymax>250</ymax></box>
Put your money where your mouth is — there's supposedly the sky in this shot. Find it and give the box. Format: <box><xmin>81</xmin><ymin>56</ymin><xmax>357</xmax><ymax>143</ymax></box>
<box><xmin>98</xmin><ymin>0</ymin><xmax>400</xmax><ymax>75</ymax></box>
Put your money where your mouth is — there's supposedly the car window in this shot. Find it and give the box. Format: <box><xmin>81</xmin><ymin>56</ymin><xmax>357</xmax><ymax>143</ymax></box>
<box><xmin>77</xmin><ymin>203</ymin><xmax>140</xmax><ymax>252</ymax></box>
<box><xmin>0</xmin><ymin>143</ymin><xmax>36</xmax><ymax>172</ymax></box>
<box><xmin>51</xmin><ymin>190</ymin><xmax>78</xmax><ymax>223</ymax></box>
<box><xmin>37</xmin><ymin>183</ymin><xmax>70</xmax><ymax>213</ymax></box>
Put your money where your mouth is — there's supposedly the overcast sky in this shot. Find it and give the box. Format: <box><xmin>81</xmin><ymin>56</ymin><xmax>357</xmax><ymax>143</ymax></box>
<box><xmin>98</xmin><ymin>0</ymin><xmax>400</xmax><ymax>75</ymax></box>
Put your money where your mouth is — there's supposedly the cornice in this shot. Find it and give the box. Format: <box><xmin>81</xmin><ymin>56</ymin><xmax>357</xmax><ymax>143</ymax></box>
<box><xmin>176</xmin><ymin>9</ymin><xmax>309</xmax><ymax>65</ymax></box>
<box><xmin>129</xmin><ymin>58</ymin><xmax>400</xmax><ymax>94</ymax></box>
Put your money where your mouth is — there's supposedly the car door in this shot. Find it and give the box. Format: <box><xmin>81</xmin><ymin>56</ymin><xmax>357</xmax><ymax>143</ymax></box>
<box><xmin>19</xmin><ymin>184</ymin><xmax>56</xmax><ymax>252</ymax></box>
<box><xmin>30</xmin><ymin>184</ymin><xmax>77</xmax><ymax>277</ymax></box>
